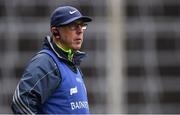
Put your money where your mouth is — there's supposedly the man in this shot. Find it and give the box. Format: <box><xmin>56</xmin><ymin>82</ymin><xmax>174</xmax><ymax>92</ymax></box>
<box><xmin>11</xmin><ymin>6</ymin><xmax>92</xmax><ymax>114</ymax></box>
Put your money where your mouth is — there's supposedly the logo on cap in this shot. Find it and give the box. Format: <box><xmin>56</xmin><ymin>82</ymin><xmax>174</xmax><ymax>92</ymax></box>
<box><xmin>69</xmin><ymin>10</ymin><xmax>77</xmax><ymax>14</ymax></box>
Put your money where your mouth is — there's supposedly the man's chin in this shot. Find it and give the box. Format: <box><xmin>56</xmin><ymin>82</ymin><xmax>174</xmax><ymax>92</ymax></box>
<box><xmin>73</xmin><ymin>46</ymin><xmax>81</xmax><ymax>51</ymax></box>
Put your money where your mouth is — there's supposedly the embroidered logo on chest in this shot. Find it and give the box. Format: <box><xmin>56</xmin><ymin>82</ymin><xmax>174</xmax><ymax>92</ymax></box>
<box><xmin>70</xmin><ymin>86</ymin><xmax>78</xmax><ymax>95</ymax></box>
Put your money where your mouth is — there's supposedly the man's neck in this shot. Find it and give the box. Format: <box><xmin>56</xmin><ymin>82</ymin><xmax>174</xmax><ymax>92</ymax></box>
<box><xmin>55</xmin><ymin>42</ymin><xmax>74</xmax><ymax>61</ymax></box>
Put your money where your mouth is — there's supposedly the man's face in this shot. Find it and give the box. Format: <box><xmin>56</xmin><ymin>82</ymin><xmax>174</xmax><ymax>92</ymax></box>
<box><xmin>58</xmin><ymin>20</ymin><xmax>88</xmax><ymax>50</ymax></box>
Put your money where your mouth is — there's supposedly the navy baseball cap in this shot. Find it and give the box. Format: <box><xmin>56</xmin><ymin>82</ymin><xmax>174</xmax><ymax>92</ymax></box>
<box><xmin>50</xmin><ymin>6</ymin><xmax>92</xmax><ymax>27</ymax></box>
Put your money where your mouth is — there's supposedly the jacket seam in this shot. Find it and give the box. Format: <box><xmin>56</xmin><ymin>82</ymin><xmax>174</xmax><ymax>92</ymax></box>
<box><xmin>26</xmin><ymin>67</ymin><xmax>58</xmax><ymax>109</ymax></box>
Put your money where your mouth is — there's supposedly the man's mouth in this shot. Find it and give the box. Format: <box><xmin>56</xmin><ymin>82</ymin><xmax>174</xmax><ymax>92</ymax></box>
<box><xmin>74</xmin><ymin>38</ymin><xmax>82</xmax><ymax>42</ymax></box>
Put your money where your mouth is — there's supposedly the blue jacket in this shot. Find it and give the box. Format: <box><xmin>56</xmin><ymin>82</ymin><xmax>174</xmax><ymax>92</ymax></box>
<box><xmin>11</xmin><ymin>36</ymin><xmax>89</xmax><ymax>114</ymax></box>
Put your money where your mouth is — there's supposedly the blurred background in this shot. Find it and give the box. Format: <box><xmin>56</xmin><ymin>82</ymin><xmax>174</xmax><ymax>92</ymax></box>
<box><xmin>0</xmin><ymin>0</ymin><xmax>180</xmax><ymax>114</ymax></box>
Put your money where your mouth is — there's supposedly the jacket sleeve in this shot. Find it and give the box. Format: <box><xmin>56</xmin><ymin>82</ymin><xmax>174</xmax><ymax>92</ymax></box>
<box><xmin>11</xmin><ymin>53</ymin><xmax>61</xmax><ymax>114</ymax></box>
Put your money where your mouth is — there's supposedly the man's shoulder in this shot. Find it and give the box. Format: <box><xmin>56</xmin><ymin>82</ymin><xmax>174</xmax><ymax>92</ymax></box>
<box><xmin>27</xmin><ymin>51</ymin><xmax>57</xmax><ymax>71</ymax></box>
<box><xmin>32</xmin><ymin>51</ymin><xmax>53</xmax><ymax>63</ymax></box>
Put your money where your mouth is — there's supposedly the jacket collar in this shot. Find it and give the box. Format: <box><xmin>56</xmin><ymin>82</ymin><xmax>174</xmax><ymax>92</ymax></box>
<box><xmin>43</xmin><ymin>36</ymin><xmax>87</xmax><ymax>66</ymax></box>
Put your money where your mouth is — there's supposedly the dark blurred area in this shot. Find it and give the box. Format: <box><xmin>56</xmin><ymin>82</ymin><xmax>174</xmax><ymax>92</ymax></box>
<box><xmin>125</xmin><ymin>0</ymin><xmax>180</xmax><ymax>113</ymax></box>
<box><xmin>0</xmin><ymin>0</ymin><xmax>180</xmax><ymax>114</ymax></box>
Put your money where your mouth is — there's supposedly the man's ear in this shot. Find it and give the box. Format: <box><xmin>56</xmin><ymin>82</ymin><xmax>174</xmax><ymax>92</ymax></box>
<box><xmin>51</xmin><ymin>27</ymin><xmax>60</xmax><ymax>39</ymax></box>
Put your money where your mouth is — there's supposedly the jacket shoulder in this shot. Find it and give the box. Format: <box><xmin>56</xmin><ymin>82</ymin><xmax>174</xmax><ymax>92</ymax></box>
<box><xmin>30</xmin><ymin>52</ymin><xmax>57</xmax><ymax>68</ymax></box>
<box><xmin>24</xmin><ymin>52</ymin><xmax>61</xmax><ymax>87</ymax></box>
